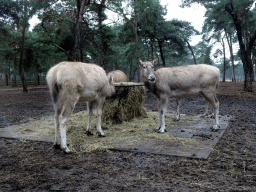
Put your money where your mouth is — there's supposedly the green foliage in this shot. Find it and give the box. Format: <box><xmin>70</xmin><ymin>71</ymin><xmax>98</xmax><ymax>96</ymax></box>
<box><xmin>182</xmin><ymin>0</ymin><xmax>256</xmax><ymax>91</ymax></box>
<box><xmin>193</xmin><ymin>41</ymin><xmax>214</xmax><ymax>65</ymax></box>
<box><xmin>0</xmin><ymin>0</ymin><xmax>219</xmax><ymax>86</ymax></box>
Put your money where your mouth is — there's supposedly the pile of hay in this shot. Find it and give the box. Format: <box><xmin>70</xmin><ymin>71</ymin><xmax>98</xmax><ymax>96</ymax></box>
<box><xmin>102</xmin><ymin>85</ymin><xmax>147</xmax><ymax>124</ymax></box>
<box><xmin>17</xmin><ymin>111</ymin><xmax>197</xmax><ymax>153</ymax></box>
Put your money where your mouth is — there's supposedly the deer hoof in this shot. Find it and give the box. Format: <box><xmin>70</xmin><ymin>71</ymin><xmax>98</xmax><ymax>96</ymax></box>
<box><xmin>173</xmin><ymin>118</ymin><xmax>180</xmax><ymax>122</ymax></box>
<box><xmin>63</xmin><ymin>148</ymin><xmax>72</xmax><ymax>154</ymax></box>
<box><xmin>210</xmin><ymin>125</ymin><xmax>220</xmax><ymax>132</ymax></box>
<box><xmin>86</xmin><ymin>130</ymin><xmax>94</xmax><ymax>136</ymax></box>
<box><xmin>158</xmin><ymin>129</ymin><xmax>165</xmax><ymax>133</ymax></box>
<box><xmin>97</xmin><ymin>132</ymin><xmax>106</xmax><ymax>137</ymax></box>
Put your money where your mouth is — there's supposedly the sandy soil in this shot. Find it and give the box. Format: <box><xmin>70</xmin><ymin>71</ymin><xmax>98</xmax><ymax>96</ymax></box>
<box><xmin>0</xmin><ymin>82</ymin><xmax>256</xmax><ymax>191</ymax></box>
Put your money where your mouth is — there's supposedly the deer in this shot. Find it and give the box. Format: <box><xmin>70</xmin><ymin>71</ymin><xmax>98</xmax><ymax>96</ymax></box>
<box><xmin>138</xmin><ymin>59</ymin><xmax>220</xmax><ymax>133</ymax></box>
<box><xmin>46</xmin><ymin>61</ymin><xmax>116</xmax><ymax>153</ymax></box>
<box><xmin>107</xmin><ymin>70</ymin><xmax>128</xmax><ymax>83</ymax></box>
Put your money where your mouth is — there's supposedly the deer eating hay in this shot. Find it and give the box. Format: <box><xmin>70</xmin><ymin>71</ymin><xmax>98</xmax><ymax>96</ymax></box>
<box><xmin>46</xmin><ymin>61</ymin><xmax>116</xmax><ymax>153</ymax></box>
<box><xmin>138</xmin><ymin>59</ymin><xmax>220</xmax><ymax>133</ymax></box>
<box><xmin>107</xmin><ymin>70</ymin><xmax>128</xmax><ymax>83</ymax></box>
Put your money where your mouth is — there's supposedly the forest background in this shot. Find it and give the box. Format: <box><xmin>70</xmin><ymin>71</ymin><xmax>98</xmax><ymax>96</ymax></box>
<box><xmin>1</xmin><ymin>0</ymin><xmax>256</xmax><ymax>92</ymax></box>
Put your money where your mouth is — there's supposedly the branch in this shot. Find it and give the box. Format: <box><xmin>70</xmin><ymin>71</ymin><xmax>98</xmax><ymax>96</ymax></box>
<box><xmin>224</xmin><ymin>1</ymin><xmax>234</xmax><ymax>15</ymax></box>
<box><xmin>104</xmin><ymin>3</ymin><xmax>134</xmax><ymax>25</ymax></box>
<box><xmin>41</xmin><ymin>15</ymin><xmax>71</xmax><ymax>59</ymax></box>
<box><xmin>225</xmin><ymin>0</ymin><xmax>246</xmax><ymax>53</ymax></box>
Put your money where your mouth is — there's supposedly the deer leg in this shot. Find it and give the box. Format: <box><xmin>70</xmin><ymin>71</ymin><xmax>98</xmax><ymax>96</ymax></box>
<box><xmin>174</xmin><ymin>98</ymin><xmax>181</xmax><ymax>121</ymax></box>
<box><xmin>203</xmin><ymin>102</ymin><xmax>209</xmax><ymax>116</ymax></box>
<box><xmin>53</xmin><ymin>106</ymin><xmax>61</xmax><ymax>149</ymax></box>
<box><xmin>158</xmin><ymin>95</ymin><xmax>168</xmax><ymax>133</ymax></box>
<box><xmin>59</xmin><ymin>114</ymin><xmax>70</xmax><ymax>153</ymax></box>
<box><xmin>96</xmin><ymin>97</ymin><xmax>106</xmax><ymax>137</ymax></box>
<box><xmin>86</xmin><ymin>101</ymin><xmax>94</xmax><ymax>136</ymax></box>
<box><xmin>201</xmin><ymin>96</ymin><xmax>215</xmax><ymax>118</ymax></box>
<box><xmin>202</xmin><ymin>97</ymin><xmax>212</xmax><ymax>117</ymax></box>
<box><xmin>155</xmin><ymin>101</ymin><xmax>162</xmax><ymax>131</ymax></box>
<box><xmin>58</xmin><ymin>95</ymin><xmax>79</xmax><ymax>153</ymax></box>
<box><xmin>202</xmin><ymin>91</ymin><xmax>219</xmax><ymax>130</ymax></box>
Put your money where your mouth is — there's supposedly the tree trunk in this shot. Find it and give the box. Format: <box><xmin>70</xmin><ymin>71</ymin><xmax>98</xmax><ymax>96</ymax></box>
<box><xmin>150</xmin><ymin>39</ymin><xmax>155</xmax><ymax>61</ymax></box>
<box><xmin>158</xmin><ymin>40</ymin><xmax>165</xmax><ymax>66</ymax></box>
<box><xmin>129</xmin><ymin>60</ymin><xmax>133</xmax><ymax>81</ymax></box>
<box><xmin>134</xmin><ymin>0</ymin><xmax>140</xmax><ymax>82</ymax></box>
<box><xmin>34</xmin><ymin>65</ymin><xmax>39</xmax><ymax>86</ymax></box>
<box><xmin>221</xmin><ymin>37</ymin><xmax>226</xmax><ymax>82</ymax></box>
<box><xmin>96</xmin><ymin>0</ymin><xmax>106</xmax><ymax>67</ymax></box>
<box><xmin>225</xmin><ymin>2</ymin><xmax>255</xmax><ymax>91</ymax></box>
<box><xmin>132</xmin><ymin>67</ymin><xmax>138</xmax><ymax>82</ymax></box>
<box><xmin>5</xmin><ymin>60</ymin><xmax>9</xmax><ymax>86</ymax></box>
<box><xmin>225</xmin><ymin>32</ymin><xmax>236</xmax><ymax>82</ymax></box>
<box><xmin>80</xmin><ymin>48</ymin><xmax>83</xmax><ymax>62</ymax></box>
<box><xmin>186</xmin><ymin>41</ymin><xmax>197</xmax><ymax>64</ymax></box>
<box><xmin>229</xmin><ymin>41</ymin><xmax>236</xmax><ymax>82</ymax></box>
<box><xmin>5</xmin><ymin>74</ymin><xmax>8</xmax><ymax>86</ymax></box>
<box><xmin>74</xmin><ymin>0</ymin><xmax>87</xmax><ymax>61</ymax></box>
<box><xmin>12</xmin><ymin>55</ymin><xmax>17</xmax><ymax>87</ymax></box>
<box><xmin>19</xmin><ymin>26</ymin><xmax>28</xmax><ymax>92</ymax></box>
<box><xmin>243</xmin><ymin>51</ymin><xmax>254</xmax><ymax>91</ymax></box>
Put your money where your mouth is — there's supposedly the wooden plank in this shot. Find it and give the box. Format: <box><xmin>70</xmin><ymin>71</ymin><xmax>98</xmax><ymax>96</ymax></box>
<box><xmin>114</xmin><ymin>82</ymin><xmax>144</xmax><ymax>87</ymax></box>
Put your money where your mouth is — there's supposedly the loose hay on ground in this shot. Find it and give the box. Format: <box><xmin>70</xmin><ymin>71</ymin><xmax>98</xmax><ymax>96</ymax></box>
<box><xmin>16</xmin><ymin>111</ymin><xmax>197</xmax><ymax>153</ymax></box>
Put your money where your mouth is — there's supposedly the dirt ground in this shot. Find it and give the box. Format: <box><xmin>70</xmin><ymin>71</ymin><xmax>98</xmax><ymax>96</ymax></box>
<box><xmin>0</xmin><ymin>82</ymin><xmax>256</xmax><ymax>191</ymax></box>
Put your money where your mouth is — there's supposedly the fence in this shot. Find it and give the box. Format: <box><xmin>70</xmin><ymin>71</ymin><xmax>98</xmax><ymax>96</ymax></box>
<box><xmin>0</xmin><ymin>74</ymin><xmax>46</xmax><ymax>87</ymax></box>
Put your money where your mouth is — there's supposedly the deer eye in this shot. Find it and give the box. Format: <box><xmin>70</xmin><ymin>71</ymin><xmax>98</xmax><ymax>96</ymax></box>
<box><xmin>143</xmin><ymin>66</ymin><xmax>146</xmax><ymax>69</ymax></box>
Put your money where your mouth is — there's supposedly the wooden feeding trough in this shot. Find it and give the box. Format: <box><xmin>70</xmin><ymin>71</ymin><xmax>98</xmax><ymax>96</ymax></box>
<box><xmin>114</xmin><ymin>82</ymin><xmax>145</xmax><ymax>87</ymax></box>
<box><xmin>102</xmin><ymin>82</ymin><xmax>147</xmax><ymax>124</ymax></box>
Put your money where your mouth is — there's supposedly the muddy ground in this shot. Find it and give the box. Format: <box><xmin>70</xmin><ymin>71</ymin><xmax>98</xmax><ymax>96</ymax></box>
<box><xmin>0</xmin><ymin>82</ymin><xmax>256</xmax><ymax>191</ymax></box>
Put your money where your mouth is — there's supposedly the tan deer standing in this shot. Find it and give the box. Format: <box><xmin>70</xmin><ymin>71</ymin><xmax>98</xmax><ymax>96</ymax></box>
<box><xmin>46</xmin><ymin>62</ymin><xmax>115</xmax><ymax>153</ymax></box>
<box><xmin>138</xmin><ymin>59</ymin><xmax>220</xmax><ymax>133</ymax></box>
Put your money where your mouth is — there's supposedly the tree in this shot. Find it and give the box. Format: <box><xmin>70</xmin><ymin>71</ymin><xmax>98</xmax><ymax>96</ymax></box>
<box><xmin>202</xmin><ymin>2</ymin><xmax>237</xmax><ymax>81</ymax></box>
<box><xmin>133</xmin><ymin>0</ymin><xmax>198</xmax><ymax>66</ymax></box>
<box><xmin>221</xmin><ymin>36</ymin><xmax>227</xmax><ymax>82</ymax></box>
<box><xmin>165</xmin><ymin>20</ymin><xmax>199</xmax><ymax>65</ymax></box>
<box><xmin>0</xmin><ymin>0</ymin><xmax>55</xmax><ymax>92</ymax></box>
<box><xmin>182</xmin><ymin>0</ymin><xmax>256</xmax><ymax>91</ymax></box>
<box><xmin>193</xmin><ymin>41</ymin><xmax>214</xmax><ymax>65</ymax></box>
<box><xmin>225</xmin><ymin>0</ymin><xmax>255</xmax><ymax>91</ymax></box>
<box><xmin>225</xmin><ymin>31</ymin><xmax>236</xmax><ymax>81</ymax></box>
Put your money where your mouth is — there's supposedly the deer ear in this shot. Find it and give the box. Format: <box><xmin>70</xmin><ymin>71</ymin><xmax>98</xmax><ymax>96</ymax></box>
<box><xmin>138</xmin><ymin>59</ymin><xmax>143</xmax><ymax>67</ymax></box>
<box><xmin>152</xmin><ymin>58</ymin><xmax>158</xmax><ymax>65</ymax></box>
<box><xmin>109</xmin><ymin>75</ymin><xmax>114</xmax><ymax>85</ymax></box>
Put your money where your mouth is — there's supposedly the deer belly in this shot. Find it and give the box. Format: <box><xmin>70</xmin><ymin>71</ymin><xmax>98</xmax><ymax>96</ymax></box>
<box><xmin>78</xmin><ymin>90</ymin><xmax>99</xmax><ymax>102</ymax></box>
<box><xmin>170</xmin><ymin>88</ymin><xmax>201</xmax><ymax>97</ymax></box>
